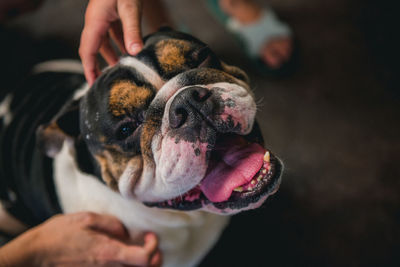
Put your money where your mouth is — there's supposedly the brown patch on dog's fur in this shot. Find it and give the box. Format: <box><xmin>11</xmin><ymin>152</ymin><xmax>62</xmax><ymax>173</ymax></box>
<box><xmin>156</xmin><ymin>39</ymin><xmax>191</xmax><ymax>73</ymax></box>
<box><xmin>109</xmin><ymin>80</ymin><xmax>153</xmax><ymax>117</ymax></box>
<box><xmin>95</xmin><ymin>152</ymin><xmax>143</xmax><ymax>192</ymax></box>
<box><xmin>98</xmin><ymin>135</ymin><xmax>107</xmax><ymax>143</ymax></box>
<box><xmin>95</xmin><ymin>150</ymin><xmax>131</xmax><ymax>191</ymax></box>
<box><xmin>141</xmin><ymin>113</ymin><xmax>162</xmax><ymax>160</ymax></box>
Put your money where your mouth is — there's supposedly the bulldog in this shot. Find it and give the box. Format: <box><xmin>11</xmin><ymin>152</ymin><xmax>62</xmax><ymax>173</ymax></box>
<box><xmin>0</xmin><ymin>29</ymin><xmax>282</xmax><ymax>266</ymax></box>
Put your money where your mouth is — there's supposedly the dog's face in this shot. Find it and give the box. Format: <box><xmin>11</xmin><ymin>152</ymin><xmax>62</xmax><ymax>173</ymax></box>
<box><xmin>45</xmin><ymin>30</ymin><xmax>282</xmax><ymax>215</ymax></box>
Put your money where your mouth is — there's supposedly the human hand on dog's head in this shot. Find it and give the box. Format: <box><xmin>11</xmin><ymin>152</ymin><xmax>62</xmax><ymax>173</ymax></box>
<box><xmin>0</xmin><ymin>212</ymin><xmax>161</xmax><ymax>267</ymax></box>
<box><xmin>80</xmin><ymin>0</ymin><xmax>144</xmax><ymax>86</ymax></box>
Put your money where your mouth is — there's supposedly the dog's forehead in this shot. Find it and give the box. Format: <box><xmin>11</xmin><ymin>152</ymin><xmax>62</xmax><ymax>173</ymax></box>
<box><xmin>154</xmin><ymin>39</ymin><xmax>193</xmax><ymax>74</ymax></box>
<box><xmin>138</xmin><ymin>31</ymin><xmax>222</xmax><ymax>80</ymax></box>
<box><xmin>86</xmin><ymin>66</ymin><xmax>156</xmax><ymax>110</ymax></box>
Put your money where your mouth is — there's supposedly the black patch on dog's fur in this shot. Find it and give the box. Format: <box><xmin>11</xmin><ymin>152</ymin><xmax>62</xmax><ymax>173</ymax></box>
<box><xmin>0</xmin><ymin>72</ymin><xmax>85</xmax><ymax>226</ymax></box>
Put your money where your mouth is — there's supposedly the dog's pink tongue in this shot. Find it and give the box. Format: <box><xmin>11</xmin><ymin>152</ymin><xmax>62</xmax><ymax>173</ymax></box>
<box><xmin>200</xmin><ymin>141</ymin><xmax>264</xmax><ymax>202</ymax></box>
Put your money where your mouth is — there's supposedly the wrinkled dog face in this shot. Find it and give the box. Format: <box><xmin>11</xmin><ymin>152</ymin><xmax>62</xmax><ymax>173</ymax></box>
<box><xmin>80</xmin><ymin>30</ymin><xmax>282</xmax><ymax>215</ymax></box>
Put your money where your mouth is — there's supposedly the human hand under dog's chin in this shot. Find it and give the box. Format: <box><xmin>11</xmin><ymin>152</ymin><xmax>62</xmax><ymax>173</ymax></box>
<box><xmin>0</xmin><ymin>212</ymin><xmax>162</xmax><ymax>267</ymax></box>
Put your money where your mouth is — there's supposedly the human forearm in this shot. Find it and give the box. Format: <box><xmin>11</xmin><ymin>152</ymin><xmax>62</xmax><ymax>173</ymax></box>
<box><xmin>0</xmin><ymin>228</ymin><xmax>38</xmax><ymax>267</ymax></box>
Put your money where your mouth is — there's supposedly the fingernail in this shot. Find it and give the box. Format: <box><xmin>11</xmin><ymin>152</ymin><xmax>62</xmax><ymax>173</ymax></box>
<box><xmin>129</xmin><ymin>43</ymin><xmax>142</xmax><ymax>55</ymax></box>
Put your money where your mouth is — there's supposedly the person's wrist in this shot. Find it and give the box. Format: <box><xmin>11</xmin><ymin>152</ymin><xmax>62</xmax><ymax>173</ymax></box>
<box><xmin>0</xmin><ymin>248</ymin><xmax>12</xmax><ymax>267</ymax></box>
<box><xmin>0</xmin><ymin>228</ymin><xmax>41</xmax><ymax>266</ymax></box>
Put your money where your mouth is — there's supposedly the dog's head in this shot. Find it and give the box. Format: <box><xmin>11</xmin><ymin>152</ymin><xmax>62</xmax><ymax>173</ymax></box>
<box><xmin>41</xmin><ymin>29</ymin><xmax>282</xmax><ymax>215</ymax></box>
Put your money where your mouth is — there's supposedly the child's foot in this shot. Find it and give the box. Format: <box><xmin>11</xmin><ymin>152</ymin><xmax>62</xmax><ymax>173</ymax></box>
<box><xmin>219</xmin><ymin>0</ymin><xmax>293</xmax><ymax>70</ymax></box>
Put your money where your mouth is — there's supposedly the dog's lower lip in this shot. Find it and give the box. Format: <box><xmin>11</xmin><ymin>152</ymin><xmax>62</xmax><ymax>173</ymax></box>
<box><xmin>144</xmin><ymin>150</ymin><xmax>281</xmax><ymax>211</ymax></box>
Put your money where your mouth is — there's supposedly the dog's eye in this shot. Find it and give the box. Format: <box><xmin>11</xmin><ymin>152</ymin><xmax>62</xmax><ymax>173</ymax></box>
<box><xmin>117</xmin><ymin>123</ymin><xmax>135</xmax><ymax>140</ymax></box>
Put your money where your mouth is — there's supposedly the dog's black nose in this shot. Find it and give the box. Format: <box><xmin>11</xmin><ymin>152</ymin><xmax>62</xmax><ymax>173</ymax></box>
<box><xmin>169</xmin><ymin>86</ymin><xmax>213</xmax><ymax>129</ymax></box>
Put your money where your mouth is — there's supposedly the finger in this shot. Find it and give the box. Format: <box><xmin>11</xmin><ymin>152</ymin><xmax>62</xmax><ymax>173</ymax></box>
<box><xmin>117</xmin><ymin>0</ymin><xmax>143</xmax><ymax>55</ymax></box>
<box><xmin>278</xmin><ymin>38</ymin><xmax>292</xmax><ymax>56</ymax></box>
<box><xmin>143</xmin><ymin>232</ymin><xmax>159</xmax><ymax>254</ymax></box>
<box><xmin>269</xmin><ymin>38</ymin><xmax>291</xmax><ymax>61</ymax></box>
<box><xmin>114</xmin><ymin>243</ymin><xmax>153</xmax><ymax>266</ymax></box>
<box><xmin>99</xmin><ymin>33</ymin><xmax>119</xmax><ymax>66</ymax></box>
<box><xmin>76</xmin><ymin>212</ymin><xmax>129</xmax><ymax>240</ymax></box>
<box><xmin>79</xmin><ymin>21</ymin><xmax>110</xmax><ymax>85</ymax></box>
<box><xmin>94</xmin><ymin>238</ymin><xmax>150</xmax><ymax>266</ymax></box>
<box><xmin>82</xmin><ymin>58</ymin><xmax>100</xmax><ymax>86</ymax></box>
<box><xmin>115</xmin><ymin>233</ymin><xmax>159</xmax><ymax>266</ymax></box>
<box><xmin>263</xmin><ymin>45</ymin><xmax>281</xmax><ymax>69</ymax></box>
<box><xmin>81</xmin><ymin>49</ymin><xmax>100</xmax><ymax>86</ymax></box>
<box><xmin>270</xmin><ymin>42</ymin><xmax>288</xmax><ymax>62</ymax></box>
<box><xmin>149</xmin><ymin>250</ymin><xmax>162</xmax><ymax>267</ymax></box>
<box><xmin>110</xmin><ymin>21</ymin><xmax>127</xmax><ymax>54</ymax></box>
<box><xmin>269</xmin><ymin>45</ymin><xmax>286</xmax><ymax>66</ymax></box>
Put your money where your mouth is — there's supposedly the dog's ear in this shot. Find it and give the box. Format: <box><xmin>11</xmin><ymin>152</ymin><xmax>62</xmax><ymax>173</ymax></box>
<box><xmin>36</xmin><ymin>100</ymin><xmax>80</xmax><ymax>158</ymax></box>
<box><xmin>221</xmin><ymin>62</ymin><xmax>250</xmax><ymax>85</ymax></box>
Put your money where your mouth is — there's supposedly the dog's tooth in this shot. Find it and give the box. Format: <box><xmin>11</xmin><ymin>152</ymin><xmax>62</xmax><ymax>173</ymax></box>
<box><xmin>257</xmin><ymin>175</ymin><xmax>263</xmax><ymax>181</ymax></box>
<box><xmin>247</xmin><ymin>186</ymin><xmax>253</xmax><ymax>191</ymax></box>
<box><xmin>251</xmin><ymin>180</ymin><xmax>256</xmax><ymax>185</ymax></box>
<box><xmin>262</xmin><ymin>169</ymin><xmax>267</xmax><ymax>174</ymax></box>
<box><xmin>264</xmin><ymin>151</ymin><xmax>270</xmax><ymax>162</ymax></box>
<box><xmin>233</xmin><ymin>186</ymin><xmax>243</xmax><ymax>192</ymax></box>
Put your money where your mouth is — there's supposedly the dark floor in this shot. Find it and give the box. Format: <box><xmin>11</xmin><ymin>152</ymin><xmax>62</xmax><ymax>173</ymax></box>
<box><xmin>3</xmin><ymin>0</ymin><xmax>400</xmax><ymax>266</ymax></box>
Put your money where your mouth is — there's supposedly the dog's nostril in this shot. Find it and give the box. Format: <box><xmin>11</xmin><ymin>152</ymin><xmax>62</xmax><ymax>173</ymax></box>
<box><xmin>170</xmin><ymin>107</ymin><xmax>188</xmax><ymax>129</ymax></box>
<box><xmin>192</xmin><ymin>87</ymin><xmax>211</xmax><ymax>102</ymax></box>
<box><xmin>169</xmin><ymin>86</ymin><xmax>214</xmax><ymax>129</ymax></box>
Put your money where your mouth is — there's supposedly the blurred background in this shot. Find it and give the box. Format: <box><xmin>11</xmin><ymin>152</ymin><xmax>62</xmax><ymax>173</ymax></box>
<box><xmin>1</xmin><ymin>0</ymin><xmax>399</xmax><ymax>266</ymax></box>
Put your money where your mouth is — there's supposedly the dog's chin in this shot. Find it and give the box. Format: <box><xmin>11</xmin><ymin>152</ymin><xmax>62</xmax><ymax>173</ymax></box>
<box><xmin>144</xmin><ymin>134</ymin><xmax>283</xmax><ymax>215</ymax></box>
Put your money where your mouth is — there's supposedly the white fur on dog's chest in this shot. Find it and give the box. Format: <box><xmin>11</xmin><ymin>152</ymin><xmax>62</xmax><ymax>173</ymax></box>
<box><xmin>54</xmin><ymin>144</ymin><xmax>229</xmax><ymax>267</ymax></box>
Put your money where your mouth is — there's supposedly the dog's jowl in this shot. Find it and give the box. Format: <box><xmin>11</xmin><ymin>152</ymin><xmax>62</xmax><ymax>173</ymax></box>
<box><xmin>0</xmin><ymin>29</ymin><xmax>282</xmax><ymax>267</ymax></box>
